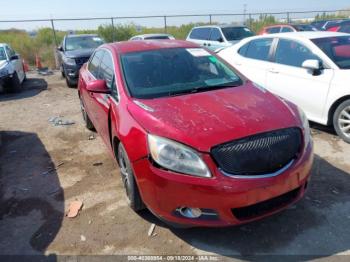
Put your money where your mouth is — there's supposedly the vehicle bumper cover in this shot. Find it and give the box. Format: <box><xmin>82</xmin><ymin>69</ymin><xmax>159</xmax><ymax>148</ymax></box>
<box><xmin>132</xmin><ymin>142</ymin><xmax>314</xmax><ymax>227</ymax></box>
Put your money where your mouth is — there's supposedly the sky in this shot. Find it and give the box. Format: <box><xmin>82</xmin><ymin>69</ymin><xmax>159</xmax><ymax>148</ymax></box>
<box><xmin>0</xmin><ymin>0</ymin><xmax>349</xmax><ymax>30</ymax></box>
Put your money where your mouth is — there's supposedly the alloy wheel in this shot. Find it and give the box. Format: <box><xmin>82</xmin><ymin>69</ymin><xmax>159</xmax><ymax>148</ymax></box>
<box><xmin>118</xmin><ymin>151</ymin><xmax>131</xmax><ymax>199</ymax></box>
<box><xmin>338</xmin><ymin>106</ymin><xmax>350</xmax><ymax>138</ymax></box>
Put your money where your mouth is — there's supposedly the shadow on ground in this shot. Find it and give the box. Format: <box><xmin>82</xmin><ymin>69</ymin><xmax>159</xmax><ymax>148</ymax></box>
<box><xmin>0</xmin><ymin>131</ymin><xmax>63</xmax><ymax>260</ymax></box>
<box><xmin>139</xmin><ymin>155</ymin><xmax>350</xmax><ymax>258</ymax></box>
<box><xmin>0</xmin><ymin>78</ymin><xmax>48</xmax><ymax>102</ymax></box>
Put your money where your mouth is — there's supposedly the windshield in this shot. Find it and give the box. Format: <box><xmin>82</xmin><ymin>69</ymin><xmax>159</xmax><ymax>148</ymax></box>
<box><xmin>121</xmin><ymin>48</ymin><xmax>242</xmax><ymax>99</ymax></box>
<box><xmin>312</xmin><ymin>36</ymin><xmax>350</xmax><ymax>69</ymax></box>
<box><xmin>221</xmin><ymin>27</ymin><xmax>254</xmax><ymax>41</ymax></box>
<box><xmin>65</xmin><ymin>36</ymin><xmax>104</xmax><ymax>51</ymax></box>
<box><xmin>0</xmin><ymin>47</ymin><xmax>6</xmax><ymax>60</ymax></box>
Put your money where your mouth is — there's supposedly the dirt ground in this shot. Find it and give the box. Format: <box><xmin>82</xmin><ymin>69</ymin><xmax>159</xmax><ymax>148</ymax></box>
<box><xmin>1</xmin><ymin>72</ymin><xmax>350</xmax><ymax>260</ymax></box>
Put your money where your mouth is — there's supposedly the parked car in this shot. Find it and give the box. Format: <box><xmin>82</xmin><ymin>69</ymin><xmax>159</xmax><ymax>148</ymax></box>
<box><xmin>259</xmin><ymin>24</ymin><xmax>317</xmax><ymax>35</ymax></box>
<box><xmin>78</xmin><ymin>40</ymin><xmax>313</xmax><ymax>227</ymax></box>
<box><xmin>327</xmin><ymin>20</ymin><xmax>350</xmax><ymax>33</ymax></box>
<box><xmin>186</xmin><ymin>25</ymin><xmax>254</xmax><ymax>52</ymax></box>
<box><xmin>57</xmin><ymin>34</ymin><xmax>104</xmax><ymax>87</ymax></box>
<box><xmin>0</xmin><ymin>43</ymin><xmax>26</xmax><ymax>93</ymax></box>
<box><xmin>311</xmin><ymin>19</ymin><xmax>346</xmax><ymax>31</ymax></box>
<box><xmin>218</xmin><ymin>31</ymin><xmax>350</xmax><ymax>143</ymax></box>
<box><xmin>130</xmin><ymin>34</ymin><xmax>175</xmax><ymax>40</ymax></box>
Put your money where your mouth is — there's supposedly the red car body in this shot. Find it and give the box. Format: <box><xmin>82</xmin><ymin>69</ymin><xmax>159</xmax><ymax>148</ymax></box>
<box><xmin>78</xmin><ymin>40</ymin><xmax>313</xmax><ymax>227</ymax></box>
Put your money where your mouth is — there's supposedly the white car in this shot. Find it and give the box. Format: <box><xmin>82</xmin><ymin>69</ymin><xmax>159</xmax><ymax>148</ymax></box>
<box><xmin>186</xmin><ymin>25</ymin><xmax>254</xmax><ymax>52</ymax></box>
<box><xmin>0</xmin><ymin>43</ymin><xmax>26</xmax><ymax>93</ymax></box>
<box><xmin>130</xmin><ymin>34</ymin><xmax>175</xmax><ymax>41</ymax></box>
<box><xmin>218</xmin><ymin>32</ymin><xmax>350</xmax><ymax>143</ymax></box>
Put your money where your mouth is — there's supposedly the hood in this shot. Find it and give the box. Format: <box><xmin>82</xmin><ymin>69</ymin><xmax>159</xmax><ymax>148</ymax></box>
<box><xmin>127</xmin><ymin>82</ymin><xmax>301</xmax><ymax>152</ymax></box>
<box><xmin>64</xmin><ymin>48</ymin><xmax>94</xmax><ymax>58</ymax></box>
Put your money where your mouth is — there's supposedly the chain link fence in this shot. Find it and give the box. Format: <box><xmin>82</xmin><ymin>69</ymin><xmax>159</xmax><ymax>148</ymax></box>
<box><xmin>0</xmin><ymin>9</ymin><xmax>349</xmax><ymax>68</ymax></box>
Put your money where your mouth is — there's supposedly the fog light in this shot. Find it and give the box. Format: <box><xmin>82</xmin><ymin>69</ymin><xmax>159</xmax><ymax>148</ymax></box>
<box><xmin>178</xmin><ymin>207</ymin><xmax>202</xmax><ymax>218</ymax></box>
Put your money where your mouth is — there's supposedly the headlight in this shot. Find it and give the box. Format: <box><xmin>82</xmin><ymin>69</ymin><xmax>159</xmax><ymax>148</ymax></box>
<box><xmin>63</xmin><ymin>57</ymin><xmax>76</xmax><ymax>66</ymax></box>
<box><xmin>0</xmin><ymin>66</ymin><xmax>9</xmax><ymax>77</ymax></box>
<box><xmin>297</xmin><ymin>107</ymin><xmax>311</xmax><ymax>145</ymax></box>
<box><xmin>148</xmin><ymin>134</ymin><xmax>211</xmax><ymax>178</ymax></box>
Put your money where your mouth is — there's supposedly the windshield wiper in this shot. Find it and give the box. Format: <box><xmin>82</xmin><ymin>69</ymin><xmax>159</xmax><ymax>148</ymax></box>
<box><xmin>168</xmin><ymin>82</ymin><xmax>241</xmax><ymax>97</ymax></box>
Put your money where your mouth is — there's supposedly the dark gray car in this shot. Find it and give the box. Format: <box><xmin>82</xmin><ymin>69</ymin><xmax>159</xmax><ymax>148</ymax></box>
<box><xmin>57</xmin><ymin>34</ymin><xmax>104</xmax><ymax>87</ymax></box>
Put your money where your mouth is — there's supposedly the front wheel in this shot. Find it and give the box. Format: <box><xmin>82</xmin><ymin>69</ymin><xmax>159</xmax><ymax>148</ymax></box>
<box><xmin>117</xmin><ymin>143</ymin><xmax>145</xmax><ymax>211</ymax></box>
<box><xmin>80</xmin><ymin>97</ymin><xmax>94</xmax><ymax>130</ymax></box>
<box><xmin>5</xmin><ymin>72</ymin><xmax>21</xmax><ymax>93</ymax></box>
<box><xmin>333</xmin><ymin>100</ymin><xmax>350</xmax><ymax>144</ymax></box>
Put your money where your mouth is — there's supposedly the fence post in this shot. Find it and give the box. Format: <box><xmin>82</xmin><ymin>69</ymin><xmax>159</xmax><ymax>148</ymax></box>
<box><xmin>50</xmin><ymin>19</ymin><xmax>58</xmax><ymax>48</ymax></box>
<box><xmin>209</xmin><ymin>14</ymin><xmax>212</xmax><ymax>24</ymax></box>
<box><xmin>111</xmin><ymin>17</ymin><xmax>115</xmax><ymax>42</ymax></box>
<box><xmin>249</xmin><ymin>14</ymin><xmax>252</xmax><ymax>29</ymax></box>
<box><xmin>164</xmin><ymin>16</ymin><xmax>167</xmax><ymax>33</ymax></box>
<box><xmin>287</xmin><ymin>12</ymin><xmax>290</xmax><ymax>23</ymax></box>
<box><xmin>50</xmin><ymin>19</ymin><xmax>59</xmax><ymax>69</ymax></box>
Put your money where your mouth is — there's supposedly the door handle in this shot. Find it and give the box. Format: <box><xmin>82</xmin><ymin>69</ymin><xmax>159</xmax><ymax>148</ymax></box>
<box><xmin>235</xmin><ymin>62</ymin><xmax>242</xmax><ymax>66</ymax></box>
<box><xmin>268</xmin><ymin>68</ymin><xmax>279</xmax><ymax>74</ymax></box>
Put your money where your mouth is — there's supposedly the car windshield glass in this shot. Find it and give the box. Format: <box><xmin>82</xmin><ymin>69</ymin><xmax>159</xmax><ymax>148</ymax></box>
<box><xmin>312</xmin><ymin>36</ymin><xmax>350</xmax><ymax>69</ymax></box>
<box><xmin>65</xmin><ymin>36</ymin><xmax>104</xmax><ymax>51</ymax></box>
<box><xmin>221</xmin><ymin>27</ymin><xmax>254</xmax><ymax>41</ymax></box>
<box><xmin>0</xmin><ymin>47</ymin><xmax>6</xmax><ymax>60</ymax></box>
<box><xmin>121</xmin><ymin>48</ymin><xmax>242</xmax><ymax>99</ymax></box>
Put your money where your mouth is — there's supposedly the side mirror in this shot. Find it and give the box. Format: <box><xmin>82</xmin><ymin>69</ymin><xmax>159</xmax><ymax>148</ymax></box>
<box><xmin>10</xmin><ymin>54</ymin><xmax>19</xmax><ymax>60</ymax></box>
<box><xmin>217</xmin><ymin>37</ymin><xmax>224</xmax><ymax>43</ymax></box>
<box><xmin>57</xmin><ymin>46</ymin><xmax>64</xmax><ymax>52</ymax></box>
<box><xmin>86</xmin><ymin>79</ymin><xmax>110</xmax><ymax>94</ymax></box>
<box><xmin>302</xmin><ymin>59</ymin><xmax>322</xmax><ymax>75</ymax></box>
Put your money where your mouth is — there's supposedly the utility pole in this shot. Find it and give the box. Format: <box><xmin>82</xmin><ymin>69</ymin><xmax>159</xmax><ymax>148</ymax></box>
<box><xmin>243</xmin><ymin>4</ymin><xmax>247</xmax><ymax>25</ymax></box>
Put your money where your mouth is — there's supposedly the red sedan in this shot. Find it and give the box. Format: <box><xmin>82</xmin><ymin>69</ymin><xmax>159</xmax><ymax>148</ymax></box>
<box><xmin>78</xmin><ymin>40</ymin><xmax>313</xmax><ymax>227</ymax></box>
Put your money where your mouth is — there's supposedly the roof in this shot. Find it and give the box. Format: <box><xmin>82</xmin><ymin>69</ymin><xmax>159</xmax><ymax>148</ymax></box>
<box><xmin>271</xmin><ymin>31</ymin><xmax>349</xmax><ymax>39</ymax></box>
<box><xmin>193</xmin><ymin>24</ymin><xmax>246</xmax><ymax>29</ymax></box>
<box><xmin>66</xmin><ymin>34</ymin><xmax>98</xmax><ymax>38</ymax></box>
<box><xmin>132</xmin><ymin>33</ymin><xmax>173</xmax><ymax>38</ymax></box>
<box><xmin>110</xmin><ymin>40</ymin><xmax>199</xmax><ymax>54</ymax></box>
<box><xmin>0</xmin><ymin>43</ymin><xmax>7</xmax><ymax>47</ymax></box>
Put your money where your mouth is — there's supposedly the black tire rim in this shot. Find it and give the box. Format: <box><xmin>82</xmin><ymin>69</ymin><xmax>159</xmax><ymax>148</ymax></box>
<box><xmin>118</xmin><ymin>148</ymin><xmax>131</xmax><ymax>199</ymax></box>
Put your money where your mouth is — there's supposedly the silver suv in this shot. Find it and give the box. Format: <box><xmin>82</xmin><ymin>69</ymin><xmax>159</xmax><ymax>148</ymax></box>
<box><xmin>186</xmin><ymin>25</ymin><xmax>254</xmax><ymax>52</ymax></box>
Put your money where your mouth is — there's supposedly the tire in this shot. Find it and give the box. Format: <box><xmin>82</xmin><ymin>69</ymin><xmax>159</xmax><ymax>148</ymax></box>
<box><xmin>60</xmin><ymin>65</ymin><xmax>65</xmax><ymax>78</ymax></box>
<box><xmin>80</xmin><ymin>97</ymin><xmax>95</xmax><ymax>130</ymax></box>
<box><xmin>117</xmin><ymin>143</ymin><xmax>145</xmax><ymax>211</ymax></box>
<box><xmin>5</xmin><ymin>72</ymin><xmax>21</xmax><ymax>93</ymax></box>
<box><xmin>66</xmin><ymin>76</ymin><xmax>76</xmax><ymax>88</ymax></box>
<box><xmin>333</xmin><ymin>99</ymin><xmax>350</xmax><ymax>144</ymax></box>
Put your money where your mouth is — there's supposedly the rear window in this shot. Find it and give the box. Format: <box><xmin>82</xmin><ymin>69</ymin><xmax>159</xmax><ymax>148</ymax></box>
<box><xmin>293</xmin><ymin>24</ymin><xmax>317</xmax><ymax>31</ymax></box>
<box><xmin>189</xmin><ymin>28</ymin><xmax>211</xmax><ymax>40</ymax></box>
<box><xmin>144</xmin><ymin>35</ymin><xmax>171</xmax><ymax>40</ymax></box>
<box><xmin>244</xmin><ymin>38</ymin><xmax>273</xmax><ymax>61</ymax></box>
<box><xmin>221</xmin><ymin>27</ymin><xmax>254</xmax><ymax>41</ymax></box>
<box><xmin>121</xmin><ymin>48</ymin><xmax>242</xmax><ymax>99</ymax></box>
<box><xmin>266</xmin><ymin>27</ymin><xmax>281</xmax><ymax>34</ymax></box>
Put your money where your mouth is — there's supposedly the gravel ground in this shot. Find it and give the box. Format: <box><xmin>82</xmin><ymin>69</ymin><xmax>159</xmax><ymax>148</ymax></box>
<box><xmin>0</xmin><ymin>72</ymin><xmax>350</xmax><ymax>261</ymax></box>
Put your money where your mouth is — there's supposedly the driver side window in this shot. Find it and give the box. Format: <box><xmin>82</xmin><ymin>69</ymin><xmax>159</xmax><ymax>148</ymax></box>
<box><xmin>275</xmin><ymin>39</ymin><xmax>320</xmax><ymax>67</ymax></box>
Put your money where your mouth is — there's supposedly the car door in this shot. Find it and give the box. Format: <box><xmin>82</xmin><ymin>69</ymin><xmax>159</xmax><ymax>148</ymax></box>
<box><xmin>188</xmin><ymin>27</ymin><xmax>211</xmax><ymax>49</ymax></box>
<box><xmin>265</xmin><ymin>38</ymin><xmax>334</xmax><ymax>122</ymax></box>
<box><xmin>207</xmin><ymin>28</ymin><xmax>226</xmax><ymax>51</ymax></box>
<box><xmin>231</xmin><ymin>38</ymin><xmax>275</xmax><ymax>87</ymax></box>
<box><xmin>88</xmin><ymin>49</ymin><xmax>116</xmax><ymax>149</ymax></box>
<box><xmin>81</xmin><ymin>49</ymin><xmax>105</xmax><ymax>125</ymax></box>
<box><xmin>6</xmin><ymin>45</ymin><xmax>24</xmax><ymax>82</ymax></box>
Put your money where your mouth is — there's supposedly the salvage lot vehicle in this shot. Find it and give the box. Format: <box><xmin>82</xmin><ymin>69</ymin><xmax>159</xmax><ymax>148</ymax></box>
<box><xmin>186</xmin><ymin>25</ymin><xmax>254</xmax><ymax>52</ymax></box>
<box><xmin>327</xmin><ymin>20</ymin><xmax>350</xmax><ymax>33</ymax></box>
<box><xmin>130</xmin><ymin>34</ymin><xmax>175</xmax><ymax>40</ymax></box>
<box><xmin>78</xmin><ymin>40</ymin><xmax>313</xmax><ymax>227</ymax></box>
<box><xmin>0</xmin><ymin>43</ymin><xmax>26</xmax><ymax>93</ymax></box>
<box><xmin>259</xmin><ymin>24</ymin><xmax>318</xmax><ymax>34</ymax></box>
<box><xmin>219</xmin><ymin>32</ymin><xmax>350</xmax><ymax>143</ymax></box>
<box><xmin>57</xmin><ymin>34</ymin><xmax>104</xmax><ymax>88</ymax></box>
